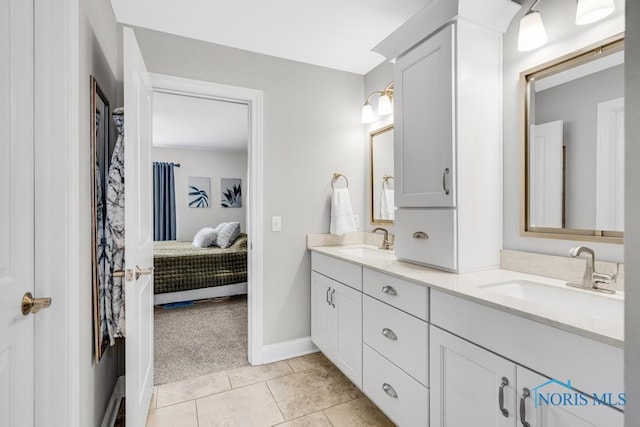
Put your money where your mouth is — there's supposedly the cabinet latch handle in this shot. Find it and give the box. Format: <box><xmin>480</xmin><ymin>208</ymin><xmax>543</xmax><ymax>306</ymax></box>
<box><xmin>442</xmin><ymin>167</ymin><xmax>450</xmax><ymax>195</ymax></box>
<box><xmin>382</xmin><ymin>383</ymin><xmax>398</xmax><ymax>399</ymax></box>
<box><xmin>326</xmin><ymin>287</ymin><xmax>331</xmax><ymax>306</ymax></box>
<box><xmin>499</xmin><ymin>377</ymin><xmax>509</xmax><ymax>418</ymax></box>
<box><xmin>520</xmin><ymin>388</ymin><xmax>531</xmax><ymax>427</ymax></box>
<box><xmin>412</xmin><ymin>231</ymin><xmax>428</xmax><ymax>240</ymax></box>
<box><xmin>381</xmin><ymin>285</ymin><xmax>397</xmax><ymax>296</ymax></box>
<box><xmin>381</xmin><ymin>328</ymin><xmax>398</xmax><ymax>341</ymax></box>
<box><xmin>330</xmin><ymin>289</ymin><xmax>336</xmax><ymax>308</ymax></box>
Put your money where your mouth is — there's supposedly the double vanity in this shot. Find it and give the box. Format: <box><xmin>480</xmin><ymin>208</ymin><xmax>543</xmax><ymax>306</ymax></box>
<box><xmin>309</xmin><ymin>244</ymin><xmax>623</xmax><ymax>426</ymax></box>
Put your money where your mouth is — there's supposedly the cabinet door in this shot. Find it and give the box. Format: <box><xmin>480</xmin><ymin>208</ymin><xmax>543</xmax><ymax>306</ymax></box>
<box><xmin>311</xmin><ymin>272</ymin><xmax>334</xmax><ymax>356</ymax></box>
<box><xmin>333</xmin><ymin>280</ymin><xmax>363</xmax><ymax>388</ymax></box>
<box><xmin>430</xmin><ymin>326</ymin><xmax>515</xmax><ymax>427</ymax></box>
<box><xmin>395</xmin><ymin>24</ymin><xmax>454</xmax><ymax>208</ymax></box>
<box><xmin>517</xmin><ymin>366</ymin><xmax>623</xmax><ymax>427</ymax></box>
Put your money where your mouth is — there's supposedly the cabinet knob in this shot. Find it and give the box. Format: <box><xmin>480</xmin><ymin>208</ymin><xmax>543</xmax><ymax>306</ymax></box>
<box><xmin>381</xmin><ymin>285</ymin><xmax>397</xmax><ymax>296</ymax></box>
<box><xmin>412</xmin><ymin>231</ymin><xmax>428</xmax><ymax>240</ymax></box>
<box><xmin>381</xmin><ymin>328</ymin><xmax>398</xmax><ymax>341</ymax></box>
<box><xmin>382</xmin><ymin>383</ymin><xmax>398</xmax><ymax>399</ymax></box>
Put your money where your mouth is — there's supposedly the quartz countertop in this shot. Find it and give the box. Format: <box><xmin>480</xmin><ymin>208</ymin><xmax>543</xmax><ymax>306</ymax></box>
<box><xmin>309</xmin><ymin>244</ymin><xmax>624</xmax><ymax>348</ymax></box>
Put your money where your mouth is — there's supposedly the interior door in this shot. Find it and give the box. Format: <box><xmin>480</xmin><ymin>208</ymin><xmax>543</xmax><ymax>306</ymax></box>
<box><xmin>0</xmin><ymin>0</ymin><xmax>35</xmax><ymax>426</ymax></box>
<box><xmin>123</xmin><ymin>27</ymin><xmax>155</xmax><ymax>427</ymax></box>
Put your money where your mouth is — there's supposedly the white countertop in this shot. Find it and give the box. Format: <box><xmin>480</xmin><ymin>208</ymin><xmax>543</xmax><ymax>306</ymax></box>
<box><xmin>309</xmin><ymin>244</ymin><xmax>624</xmax><ymax>348</ymax></box>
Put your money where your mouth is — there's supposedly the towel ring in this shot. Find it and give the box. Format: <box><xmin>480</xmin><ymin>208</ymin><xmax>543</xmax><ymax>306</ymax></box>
<box><xmin>382</xmin><ymin>175</ymin><xmax>395</xmax><ymax>190</ymax></box>
<box><xmin>331</xmin><ymin>173</ymin><xmax>349</xmax><ymax>189</ymax></box>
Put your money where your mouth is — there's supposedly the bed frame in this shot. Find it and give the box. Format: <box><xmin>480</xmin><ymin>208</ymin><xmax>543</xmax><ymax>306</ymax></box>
<box><xmin>153</xmin><ymin>281</ymin><xmax>248</xmax><ymax>305</ymax></box>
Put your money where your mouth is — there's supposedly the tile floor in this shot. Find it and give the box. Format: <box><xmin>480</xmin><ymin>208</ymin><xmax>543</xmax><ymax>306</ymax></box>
<box><xmin>146</xmin><ymin>352</ymin><xmax>394</xmax><ymax>427</ymax></box>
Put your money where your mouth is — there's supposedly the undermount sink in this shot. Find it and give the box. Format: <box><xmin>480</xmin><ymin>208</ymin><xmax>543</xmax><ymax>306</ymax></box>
<box><xmin>337</xmin><ymin>246</ymin><xmax>393</xmax><ymax>258</ymax></box>
<box><xmin>479</xmin><ymin>280</ymin><xmax>623</xmax><ymax>324</ymax></box>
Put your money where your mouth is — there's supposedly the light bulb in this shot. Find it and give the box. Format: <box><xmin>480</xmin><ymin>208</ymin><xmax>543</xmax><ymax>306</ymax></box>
<box><xmin>518</xmin><ymin>11</ymin><xmax>548</xmax><ymax>52</ymax></box>
<box><xmin>576</xmin><ymin>0</ymin><xmax>615</xmax><ymax>25</ymax></box>
<box><xmin>377</xmin><ymin>94</ymin><xmax>393</xmax><ymax>116</ymax></box>
<box><xmin>361</xmin><ymin>104</ymin><xmax>374</xmax><ymax>123</ymax></box>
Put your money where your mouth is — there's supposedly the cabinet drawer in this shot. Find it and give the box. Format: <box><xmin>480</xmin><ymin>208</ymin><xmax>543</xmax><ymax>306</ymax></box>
<box><xmin>311</xmin><ymin>252</ymin><xmax>362</xmax><ymax>291</ymax></box>
<box><xmin>363</xmin><ymin>268</ymin><xmax>428</xmax><ymax>320</ymax></box>
<box><xmin>363</xmin><ymin>296</ymin><xmax>428</xmax><ymax>386</ymax></box>
<box><xmin>363</xmin><ymin>344</ymin><xmax>428</xmax><ymax>427</ymax></box>
<box><xmin>394</xmin><ymin>208</ymin><xmax>457</xmax><ymax>271</ymax></box>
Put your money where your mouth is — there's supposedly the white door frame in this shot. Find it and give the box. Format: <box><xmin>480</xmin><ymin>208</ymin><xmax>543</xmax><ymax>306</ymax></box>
<box><xmin>34</xmin><ymin>0</ymin><xmax>82</xmax><ymax>426</ymax></box>
<box><xmin>149</xmin><ymin>73</ymin><xmax>265</xmax><ymax>365</ymax></box>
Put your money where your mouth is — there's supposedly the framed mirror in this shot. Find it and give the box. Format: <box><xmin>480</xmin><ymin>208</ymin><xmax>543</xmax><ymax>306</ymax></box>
<box><xmin>91</xmin><ymin>76</ymin><xmax>111</xmax><ymax>362</ymax></box>
<box><xmin>521</xmin><ymin>35</ymin><xmax>624</xmax><ymax>244</ymax></box>
<box><xmin>370</xmin><ymin>125</ymin><xmax>394</xmax><ymax>224</ymax></box>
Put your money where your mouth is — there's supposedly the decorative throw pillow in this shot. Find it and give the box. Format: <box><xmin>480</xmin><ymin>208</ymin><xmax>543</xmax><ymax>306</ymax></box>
<box><xmin>216</xmin><ymin>222</ymin><xmax>241</xmax><ymax>248</ymax></box>
<box><xmin>192</xmin><ymin>227</ymin><xmax>218</xmax><ymax>248</ymax></box>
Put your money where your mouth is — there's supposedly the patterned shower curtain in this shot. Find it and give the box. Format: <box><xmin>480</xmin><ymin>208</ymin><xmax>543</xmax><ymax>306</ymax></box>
<box><xmin>103</xmin><ymin>107</ymin><xmax>126</xmax><ymax>344</ymax></box>
<box><xmin>153</xmin><ymin>162</ymin><xmax>177</xmax><ymax>241</ymax></box>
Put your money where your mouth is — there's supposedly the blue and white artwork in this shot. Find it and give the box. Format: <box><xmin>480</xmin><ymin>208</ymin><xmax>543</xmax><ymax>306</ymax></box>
<box><xmin>221</xmin><ymin>178</ymin><xmax>242</xmax><ymax>208</ymax></box>
<box><xmin>188</xmin><ymin>176</ymin><xmax>210</xmax><ymax>208</ymax></box>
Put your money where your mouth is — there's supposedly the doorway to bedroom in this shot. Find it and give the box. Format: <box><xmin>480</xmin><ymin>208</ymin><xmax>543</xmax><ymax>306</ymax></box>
<box><xmin>150</xmin><ymin>86</ymin><xmax>252</xmax><ymax>386</ymax></box>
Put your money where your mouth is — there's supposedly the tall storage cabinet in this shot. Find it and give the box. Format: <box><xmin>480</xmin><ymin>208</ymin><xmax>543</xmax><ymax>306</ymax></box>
<box><xmin>376</xmin><ymin>0</ymin><xmax>519</xmax><ymax>273</ymax></box>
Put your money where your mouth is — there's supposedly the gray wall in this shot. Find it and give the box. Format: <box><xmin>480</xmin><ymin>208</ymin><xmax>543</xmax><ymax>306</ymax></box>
<box><xmin>503</xmin><ymin>0</ymin><xmax>625</xmax><ymax>262</ymax></box>
<box><xmin>535</xmin><ymin>64</ymin><xmax>624</xmax><ymax>229</ymax></box>
<box><xmin>151</xmin><ymin>147</ymin><xmax>248</xmax><ymax>240</ymax></box>
<box><xmin>364</xmin><ymin>60</ymin><xmax>395</xmax><ymax>232</ymax></box>
<box><xmin>133</xmin><ymin>27</ymin><xmax>366</xmax><ymax>345</ymax></box>
<box><xmin>625</xmin><ymin>0</ymin><xmax>640</xmax><ymax>422</ymax></box>
<box><xmin>79</xmin><ymin>0</ymin><xmax>121</xmax><ymax>424</ymax></box>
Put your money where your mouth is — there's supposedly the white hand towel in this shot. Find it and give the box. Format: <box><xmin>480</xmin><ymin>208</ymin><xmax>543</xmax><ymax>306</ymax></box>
<box><xmin>330</xmin><ymin>188</ymin><xmax>357</xmax><ymax>235</ymax></box>
<box><xmin>380</xmin><ymin>188</ymin><xmax>395</xmax><ymax>220</ymax></box>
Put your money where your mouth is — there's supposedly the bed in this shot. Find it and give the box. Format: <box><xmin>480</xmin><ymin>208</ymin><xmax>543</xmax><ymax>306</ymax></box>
<box><xmin>152</xmin><ymin>233</ymin><xmax>248</xmax><ymax>305</ymax></box>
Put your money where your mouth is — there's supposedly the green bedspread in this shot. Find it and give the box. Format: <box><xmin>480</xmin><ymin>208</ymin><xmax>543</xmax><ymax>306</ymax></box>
<box><xmin>153</xmin><ymin>234</ymin><xmax>248</xmax><ymax>294</ymax></box>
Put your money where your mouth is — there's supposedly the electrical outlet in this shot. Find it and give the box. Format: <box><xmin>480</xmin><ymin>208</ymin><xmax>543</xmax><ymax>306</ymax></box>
<box><xmin>271</xmin><ymin>216</ymin><xmax>282</xmax><ymax>232</ymax></box>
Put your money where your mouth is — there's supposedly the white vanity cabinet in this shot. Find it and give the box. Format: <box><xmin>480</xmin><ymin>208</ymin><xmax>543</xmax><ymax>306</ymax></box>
<box><xmin>310</xmin><ymin>253</ymin><xmax>362</xmax><ymax>388</ymax></box>
<box><xmin>391</xmin><ymin>19</ymin><xmax>504</xmax><ymax>272</ymax></box>
<box><xmin>430</xmin><ymin>327</ymin><xmax>623</xmax><ymax>427</ymax></box>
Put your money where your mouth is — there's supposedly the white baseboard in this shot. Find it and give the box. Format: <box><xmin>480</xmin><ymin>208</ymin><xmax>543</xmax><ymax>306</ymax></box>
<box><xmin>262</xmin><ymin>336</ymin><xmax>319</xmax><ymax>364</ymax></box>
<box><xmin>101</xmin><ymin>375</ymin><xmax>125</xmax><ymax>427</ymax></box>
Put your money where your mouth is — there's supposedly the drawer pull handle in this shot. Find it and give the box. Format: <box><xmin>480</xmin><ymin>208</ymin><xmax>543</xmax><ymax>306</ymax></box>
<box><xmin>520</xmin><ymin>388</ymin><xmax>531</xmax><ymax>427</ymax></box>
<box><xmin>330</xmin><ymin>289</ymin><xmax>336</xmax><ymax>308</ymax></box>
<box><xmin>326</xmin><ymin>287</ymin><xmax>331</xmax><ymax>306</ymax></box>
<box><xmin>499</xmin><ymin>377</ymin><xmax>509</xmax><ymax>418</ymax></box>
<box><xmin>381</xmin><ymin>328</ymin><xmax>398</xmax><ymax>341</ymax></box>
<box><xmin>382</xmin><ymin>383</ymin><xmax>398</xmax><ymax>399</ymax></box>
<box><xmin>381</xmin><ymin>285</ymin><xmax>397</xmax><ymax>296</ymax></box>
<box><xmin>442</xmin><ymin>167</ymin><xmax>450</xmax><ymax>195</ymax></box>
<box><xmin>412</xmin><ymin>231</ymin><xmax>428</xmax><ymax>240</ymax></box>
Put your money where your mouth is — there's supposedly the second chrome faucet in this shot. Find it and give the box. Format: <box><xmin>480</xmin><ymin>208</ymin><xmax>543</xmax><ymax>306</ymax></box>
<box><xmin>567</xmin><ymin>246</ymin><xmax>617</xmax><ymax>294</ymax></box>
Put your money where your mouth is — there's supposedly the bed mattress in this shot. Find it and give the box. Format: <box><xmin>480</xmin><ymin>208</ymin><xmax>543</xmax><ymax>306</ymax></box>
<box><xmin>153</xmin><ymin>233</ymin><xmax>248</xmax><ymax>294</ymax></box>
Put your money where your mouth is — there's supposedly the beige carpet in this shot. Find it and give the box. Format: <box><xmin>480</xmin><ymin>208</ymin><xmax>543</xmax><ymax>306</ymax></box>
<box><xmin>154</xmin><ymin>295</ymin><xmax>249</xmax><ymax>385</ymax></box>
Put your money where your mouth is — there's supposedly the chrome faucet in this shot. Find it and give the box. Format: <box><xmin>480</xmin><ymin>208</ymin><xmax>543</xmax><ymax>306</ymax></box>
<box><xmin>567</xmin><ymin>246</ymin><xmax>616</xmax><ymax>294</ymax></box>
<box><xmin>372</xmin><ymin>227</ymin><xmax>393</xmax><ymax>250</ymax></box>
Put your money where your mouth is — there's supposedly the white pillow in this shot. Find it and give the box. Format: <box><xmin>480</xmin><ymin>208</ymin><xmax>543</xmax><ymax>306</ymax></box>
<box><xmin>216</xmin><ymin>222</ymin><xmax>241</xmax><ymax>248</ymax></box>
<box><xmin>192</xmin><ymin>227</ymin><xmax>218</xmax><ymax>248</ymax></box>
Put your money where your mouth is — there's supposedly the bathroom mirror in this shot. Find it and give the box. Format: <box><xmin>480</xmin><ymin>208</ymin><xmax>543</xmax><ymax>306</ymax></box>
<box><xmin>370</xmin><ymin>125</ymin><xmax>394</xmax><ymax>224</ymax></box>
<box><xmin>521</xmin><ymin>35</ymin><xmax>624</xmax><ymax>243</ymax></box>
<box><xmin>91</xmin><ymin>77</ymin><xmax>112</xmax><ymax>362</ymax></box>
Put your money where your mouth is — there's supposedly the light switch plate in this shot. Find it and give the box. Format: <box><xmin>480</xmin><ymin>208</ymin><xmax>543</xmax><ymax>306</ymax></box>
<box><xmin>271</xmin><ymin>216</ymin><xmax>282</xmax><ymax>232</ymax></box>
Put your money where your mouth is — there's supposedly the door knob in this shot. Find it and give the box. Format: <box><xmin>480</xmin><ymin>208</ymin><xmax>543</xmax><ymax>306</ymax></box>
<box><xmin>135</xmin><ymin>265</ymin><xmax>154</xmax><ymax>280</ymax></box>
<box><xmin>21</xmin><ymin>292</ymin><xmax>52</xmax><ymax>315</ymax></box>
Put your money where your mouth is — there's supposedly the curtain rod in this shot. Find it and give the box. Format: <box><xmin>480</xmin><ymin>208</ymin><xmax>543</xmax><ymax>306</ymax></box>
<box><xmin>152</xmin><ymin>161</ymin><xmax>180</xmax><ymax>167</ymax></box>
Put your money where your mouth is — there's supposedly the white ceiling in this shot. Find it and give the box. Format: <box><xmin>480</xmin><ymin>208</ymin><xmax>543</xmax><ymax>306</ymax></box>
<box><xmin>152</xmin><ymin>92</ymin><xmax>248</xmax><ymax>151</ymax></box>
<box><xmin>109</xmin><ymin>0</ymin><xmax>431</xmax><ymax>74</ymax></box>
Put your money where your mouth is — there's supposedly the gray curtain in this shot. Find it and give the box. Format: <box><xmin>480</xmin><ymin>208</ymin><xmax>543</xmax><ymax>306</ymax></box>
<box><xmin>153</xmin><ymin>162</ymin><xmax>177</xmax><ymax>240</ymax></box>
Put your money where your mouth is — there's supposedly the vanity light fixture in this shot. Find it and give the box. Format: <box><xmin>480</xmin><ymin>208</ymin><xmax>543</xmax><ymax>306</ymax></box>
<box><xmin>514</xmin><ymin>0</ymin><xmax>616</xmax><ymax>52</ymax></box>
<box><xmin>575</xmin><ymin>0</ymin><xmax>615</xmax><ymax>25</ymax></box>
<box><xmin>361</xmin><ymin>82</ymin><xmax>394</xmax><ymax>124</ymax></box>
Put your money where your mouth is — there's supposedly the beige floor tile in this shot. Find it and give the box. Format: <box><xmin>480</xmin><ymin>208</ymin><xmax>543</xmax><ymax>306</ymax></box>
<box><xmin>275</xmin><ymin>411</ymin><xmax>333</xmax><ymax>426</ymax></box>
<box><xmin>146</xmin><ymin>401</ymin><xmax>198</xmax><ymax>427</ymax></box>
<box><xmin>227</xmin><ymin>360</ymin><xmax>293</xmax><ymax>388</ymax></box>
<box><xmin>267</xmin><ymin>367</ymin><xmax>353</xmax><ymax>420</ymax></box>
<box><xmin>286</xmin><ymin>352</ymin><xmax>332</xmax><ymax>373</ymax></box>
<box><xmin>156</xmin><ymin>371</ymin><xmax>231</xmax><ymax>407</ymax></box>
<box><xmin>323</xmin><ymin>363</ymin><xmax>364</xmax><ymax>399</ymax></box>
<box><xmin>150</xmin><ymin>386</ymin><xmax>158</xmax><ymax>410</ymax></box>
<box><xmin>324</xmin><ymin>397</ymin><xmax>394</xmax><ymax>427</ymax></box>
<box><xmin>197</xmin><ymin>382</ymin><xmax>285</xmax><ymax>427</ymax></box>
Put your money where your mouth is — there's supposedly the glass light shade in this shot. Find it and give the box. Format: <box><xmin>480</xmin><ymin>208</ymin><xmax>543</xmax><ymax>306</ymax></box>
<box><xmin>361</xmin><ymin>104</ymin><xmax>374</xmax><ymax>123</ymax></box>
<box><xmin>377</xmin><ymin>94</ymin><xmax>393</xmax><ymax>116</ymax></box>
<box><xmin>575</xmin><ymin>0</ymin><xmax>615</xmax><ymax>25</ymax></box>
<box><xmin>518</xmin><ymin>11</ymin><xmax>548</xmax><ymax>52</ymax></box>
